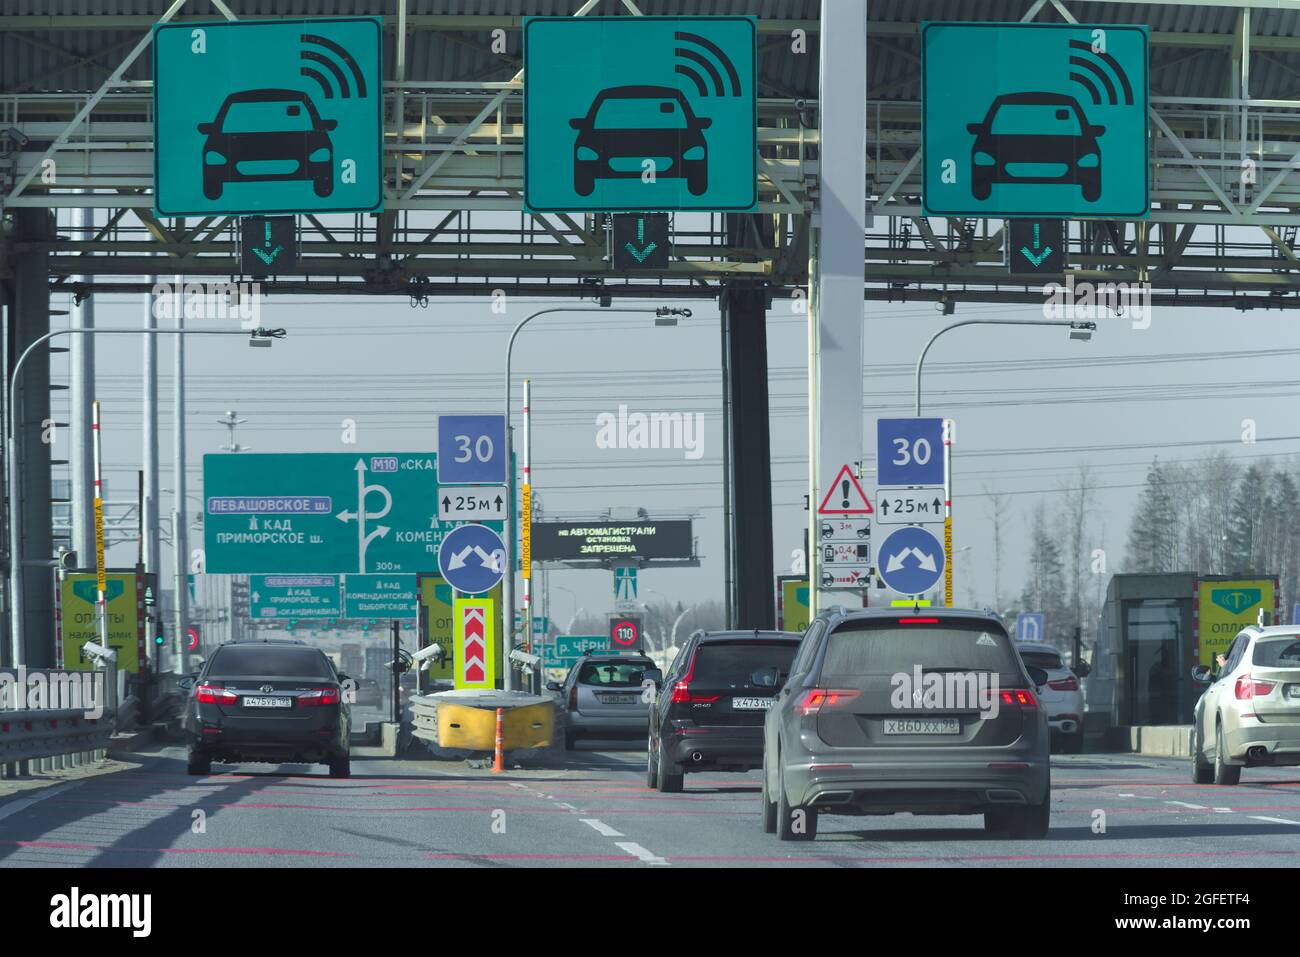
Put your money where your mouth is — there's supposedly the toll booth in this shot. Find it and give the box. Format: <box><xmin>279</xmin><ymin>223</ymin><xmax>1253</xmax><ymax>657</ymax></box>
<box><xmin>1087</xmin><ymin>573</ymin><xmax>1278</xmax><ymax>734</ymax></box>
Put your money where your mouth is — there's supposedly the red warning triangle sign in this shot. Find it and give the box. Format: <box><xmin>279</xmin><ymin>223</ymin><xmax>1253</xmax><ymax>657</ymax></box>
<box><xmin>818</xmin><ymin>464</ymin><xmax>874</xmax><ymax>516</ymax></box>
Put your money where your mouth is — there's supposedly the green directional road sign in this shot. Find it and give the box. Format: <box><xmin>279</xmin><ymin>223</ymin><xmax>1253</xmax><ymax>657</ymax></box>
<box><xmin>612</xmin><ymin>213</ymin><xmax>671</xmax><ymax>270</ymax></box>
<box><xmin>545</xmin><ymin>634</ymin><xmax>610</xmax><ymax>671</ymax></box>
<box><xmin>204</xmin><ymin>453</ymin><xmax>504</xmax><ymax>574</ymax></box>
<box><xmin>922</xmin><ymin>22</ymin><xmax>1148</xmax><ymax>219</ymax></box>
<box><xmin>344</xmin><ymin>574</ymin><xmax>417</xmax><ymax>619</ymax></box>
<box><xmin>524</xmin><ymin>16</ymin><xmax>756</xmax><ymax>213</ymax></box>
<box><xmin>1008</xmin><ymin>218</ymin><xmax>1066</xmax><ymax>274</ymax></box>
<box><xmin>250</xmin><ymin>574</ymin><xmax>342</xmax><ymax>619</ymax></box>
<box><xmin>153</xmin><ymin>17</ymin><xmax>383</xmax><ymax>217</ymax></box>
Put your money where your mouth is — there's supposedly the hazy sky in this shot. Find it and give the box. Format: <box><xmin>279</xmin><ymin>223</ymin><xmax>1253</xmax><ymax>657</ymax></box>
<box><xmin>44</xmin><ymin>217</ymin><xmax>1300</xmax><ymax>633</ymax></box>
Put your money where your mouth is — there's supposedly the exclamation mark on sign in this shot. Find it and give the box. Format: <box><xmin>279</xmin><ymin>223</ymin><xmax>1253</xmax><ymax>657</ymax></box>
<box><xmin>841</xmin><ymin>480</ymin><xmax>850</xmax><ymax>508</ymax></box>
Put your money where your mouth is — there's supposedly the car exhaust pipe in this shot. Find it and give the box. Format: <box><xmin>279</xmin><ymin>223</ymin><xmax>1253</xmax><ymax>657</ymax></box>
<box><xmin>690</xmin><ymin>751</ymin><xmax>704</xmax><ymax>763</ymax></box>
<box><xmin>1247</xmin><ymin>746</ymin><xmax>1271</xmax><ymax>763</ymax></box>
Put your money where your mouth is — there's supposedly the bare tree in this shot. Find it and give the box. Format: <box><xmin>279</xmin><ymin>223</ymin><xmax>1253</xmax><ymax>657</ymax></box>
<box><xmin>983</xmin><ymin>484</ymin><xmax>1012</xmax><ymax>612</ymax></box>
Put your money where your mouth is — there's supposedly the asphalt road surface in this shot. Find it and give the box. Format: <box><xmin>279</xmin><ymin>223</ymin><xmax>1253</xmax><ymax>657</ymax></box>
<box><xmin>2</xmin><ymin>744</ymin><xmax>1300</xmax><ymax>867</ymax></box>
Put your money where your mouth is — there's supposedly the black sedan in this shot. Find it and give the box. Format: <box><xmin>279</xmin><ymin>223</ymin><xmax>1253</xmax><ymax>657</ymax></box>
<box><xmin>181</xmin><ymin>639</ymin><xmax>351</xmax><ymax>777</ymax></box>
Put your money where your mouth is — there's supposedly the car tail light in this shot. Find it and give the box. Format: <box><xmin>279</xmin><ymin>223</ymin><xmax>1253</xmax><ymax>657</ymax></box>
<box><xmin>668</xmin><ymin>651</ymin><xmax>719</xmax><ymax>704</ymax></box>
<box><xmin>1235</xmin><ymin>675</ymin><xmax>1276</xmax><ymax>700</ymax></box>
<box><xmin>794</xmin><ymin>689</ymin><xmax>861</xmax><ymax>716</ymax></box>
<box><xmin>999</xmin><ymin>688</ymin><xmax>1038</xmax><ymax>709</ymax></box>
<box><xmin>898</xmin><ymin>617</ymin><xmax>940</xmax><ymax>624</ymax></box>
<box><xmin>568</xmin><ymin>684</ymin><xmax>577</xmax><ymax>711</ymax></box>
<box><xmin>195</xmin><ymin>682</ymin><xmax>236</xmax><ymax>705</ymax></box>
<box><xmin>298</xmin><ymin>687</ymin><xmax>341</xmax><ymax>708</ymax></box>
<box><xmin>1047</xmin><ymin>676</ymin><xmax>1079</xmax><ymax>692</ymax></box>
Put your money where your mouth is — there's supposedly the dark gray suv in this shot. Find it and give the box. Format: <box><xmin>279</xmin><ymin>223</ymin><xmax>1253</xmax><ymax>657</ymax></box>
<box><xmin>761</xmin><ymin>607</ymin><xmax>1050</xmax><ymax>841</ymax></box>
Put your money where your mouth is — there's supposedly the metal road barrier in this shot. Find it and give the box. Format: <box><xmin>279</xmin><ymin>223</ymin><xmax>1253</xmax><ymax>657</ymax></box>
<box><xmin>0</xmin><ymin>666</ymin><xmax>117</xmax><ymax>778</ymax></box>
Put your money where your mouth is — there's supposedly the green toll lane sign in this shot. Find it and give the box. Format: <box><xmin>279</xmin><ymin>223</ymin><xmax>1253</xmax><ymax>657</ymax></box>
<box><xmin>203</xmin><ymin>453</ymin><xmax>503</xmax><ymax>575</ymax></box>
<box><xmin>524</xmin><ymin>16</ymin><xmax>757</xmax><ymax>213</ymax></box>
<box><xmin>344</xmin><ymin>574</ymin><xmax>418</xmax><ymax>619</ymax></box>
<box><xmin>250</xmin><ymin>575</ymin><xmax>342</xmax><ymax>619</ymax></box>
<box><xmin>921</xmin><ymin>22</ymin><xmax>1149</xmax><ymax>219</ymax></box>
<box><xmin>153</xmin><ymin>17</ymin><xmax>384</xmax><ymax>217</ymax></box>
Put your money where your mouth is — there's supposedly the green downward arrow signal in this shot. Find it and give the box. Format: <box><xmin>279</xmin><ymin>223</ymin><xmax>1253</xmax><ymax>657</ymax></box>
<box><xmin>624</xmin><ymin>218</ymin><xmax>657</xmax><ymax>263</ymax></box>
<box><xmin>252</xmin><ymin>220</ymin><xmax>283</xmax><ymax>265</ymax></box>
<box><xmin>1019</xmin><ymin>223</ymin><xmax>1053</xmax><ymax>268</ymax></box>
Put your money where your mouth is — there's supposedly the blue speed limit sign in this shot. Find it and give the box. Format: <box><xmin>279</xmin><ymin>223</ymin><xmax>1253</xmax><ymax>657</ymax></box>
<box><xmin>437</xmin><ymin>414</ymin><xmax>505</xmax><ymax>485</ymax></box>
<box><xmin>877</xmin><ymin>418</ymin><xmax>945</xmax><ymax>486</ymax></box>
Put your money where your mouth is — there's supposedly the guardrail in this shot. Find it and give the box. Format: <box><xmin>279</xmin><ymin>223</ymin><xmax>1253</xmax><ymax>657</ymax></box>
<box><xmin>0</xmin><ymin>709</ymin><xmax>113</xmax><ymax>776</ymax></box>
<box><xmin>0</xmin><ymin>666</ymin><xmax>118</xmax><ymax>778</ymax></box>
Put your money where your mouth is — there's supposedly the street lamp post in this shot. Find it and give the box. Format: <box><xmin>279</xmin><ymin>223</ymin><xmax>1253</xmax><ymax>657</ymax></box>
<box><xmin>914</xmin><ymin>318</ymin><xmax>1095</xmax><ymax>416</ymax></box>
<box><xmin>6</xmin><ymin>326</ymin><xmax>283</xmax><ymax>667</ymax></box>
<box><xmin>501</xmin><ymin>306</ymin><xmax>688</xmax><ymax>691</ymax></box>
<box><xmin>910</xmin><ymin>318</ymin><xmax>1093</xmax><ymax>610</ymax></box>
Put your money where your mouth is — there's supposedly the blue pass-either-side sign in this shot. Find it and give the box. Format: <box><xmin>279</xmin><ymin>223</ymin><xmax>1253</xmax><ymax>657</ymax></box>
<box><xmin>153</xmin><ymin>17</ymin><xmax>383</xmax><ymax>216</ymax></box>
<box><xmin>877</xmin><ymin>418</ymin><xmax>946</xmax><ymax>487</ymax></box>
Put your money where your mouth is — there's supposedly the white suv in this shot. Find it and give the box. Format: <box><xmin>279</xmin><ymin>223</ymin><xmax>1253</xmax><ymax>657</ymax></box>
<box><xmin>1192</xmin><ymin>625</ymin><xmax>1300</xmax><ymax>785</ymax></box>
<box><xmin>1016</xmin><ymin>642</ymin><xmax>1084</xmax><ymax>753</ymax></box>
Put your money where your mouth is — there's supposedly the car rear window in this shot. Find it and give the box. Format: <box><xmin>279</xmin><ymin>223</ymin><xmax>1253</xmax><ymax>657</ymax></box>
<box><xmin>820</xmin><ymin>620</ymin><xmax>1020</xmax><ymax>682</ymax></box>
<box><xmin>578</xmin><ymin>660</ymin><xmax>653</xmax><ymax>687</ymax></box>
<box><xmin>1253</xmin><ymin>638</ymin><xmax>1300</xmax><ymax>668</ymax></box>
<box><xmin>1018</xmin><ymin>649</ymin><xmax>1063</xmax><ymax>670</ymax></box>
<box><xmin>690</xmin><ymin>641</ymin><xmax>799</xmax><ymax>686</ymax></box>
<box><xmin>207</xmin><ymin>646</ymin><xmax>334</xmax><ymax>679</ymax></box>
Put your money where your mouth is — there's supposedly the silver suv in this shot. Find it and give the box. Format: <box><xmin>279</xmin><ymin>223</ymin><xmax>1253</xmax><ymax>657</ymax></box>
<box><xmin>1192</xmin><ymin>625</ymin><xmax>1300</xmax><ymax>785</ymax></box>
<box><xmin>550</xmin><ymin>652</ymin><xmax>661</xmax><ymax>750</ymax></box>
<box><xmin>761</xmin><ymin>607</ymin><xmax>1050</xmax><ymax>841</ymax></box>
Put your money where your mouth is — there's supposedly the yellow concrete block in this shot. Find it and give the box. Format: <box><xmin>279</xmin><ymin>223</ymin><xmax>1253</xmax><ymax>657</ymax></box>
<box><xmin>437</xmin><ymin>700</ymin><xmax>553</xmax><ymax>751</ymax></box>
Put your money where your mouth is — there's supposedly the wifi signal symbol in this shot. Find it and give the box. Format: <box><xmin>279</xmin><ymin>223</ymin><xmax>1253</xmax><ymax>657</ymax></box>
<box><xmin>673</xmin><ymin>31</ymin><xmax>742</xmax><ymax>98</ymax></box>
<box><xmin>1067</xmin><ymin>39</ymin><xmax>1134</xmax><ymax>106</ymax></box>
<box><xmin>298</xmin><ymin>34</ymin><xmax>368</xmax><ymax>100</ymax></box>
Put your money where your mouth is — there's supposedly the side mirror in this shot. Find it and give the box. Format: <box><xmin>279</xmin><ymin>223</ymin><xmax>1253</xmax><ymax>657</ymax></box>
<box><xmin>1089</xmin><ymin>125</ymin><xmax>1106</xmax><ymax>137</ymax></box>
<box><xmin>546</xmin><ymin>681</ymin><xmax>562</xmax><ymax>692</ymax></box>
<box><xmin>695</xmin><ymin>117</ymin><xmax>713</xmax><ymax>130</ymax></box>
<box><xmin>197</xmin><ymin>122</ymin><xmax>214</xmax><ymax>135</ymax></box>
<box><xmin>1190</xmin><ymin>665</ymin><xmax>1212</xmax><ymax>684</ymax></box>
<box><xmin>569</xmin><ymin>118</ymin><xmax>584</xmax><ymax>129</ymax></box>
<box><xmin>644</xmin><ymin>669</ymin><xmax>663</xmax><ymax>686</ymax></box>
<box><xmin>338</xmin><ymin>673</ymin><xmax>352</xmax><ymax>685</ymax></box>
<box><xmin>177</xmin><ymin>675</ymin><xmax>197</xmax><ymax>691</ymax></box>
<box><xmin>1073</xmin><ymin>661</ymin><xmax>1091</xmax><ymax>678</ymax></box>
<box><xmin>320</xmin><ymin>119</ymin><xmax>338</xmax><ymax>131</ymax></box>
<box><xmin>966</xmin><ymin>122</ymin><xmax>982</xmax><ymax>134</ymax></box>
<box><xmin>1026</xmin><ymin>666</ymin><xmax>1049</xmax><ymax>688</ymax></box>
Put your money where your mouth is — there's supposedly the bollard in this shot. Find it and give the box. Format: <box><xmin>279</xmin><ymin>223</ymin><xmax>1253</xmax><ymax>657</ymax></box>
<box><xmin>492</xmin><ymin>707</ymin><xmax>505</xmax><ymax>774</ymax></box>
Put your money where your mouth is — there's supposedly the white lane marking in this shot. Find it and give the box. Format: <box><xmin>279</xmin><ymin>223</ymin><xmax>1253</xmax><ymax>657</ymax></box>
<box><xmin>1166</xmin><ymin>801</ymin><xmax>1207</xmax><ymax>810</ymax></box>
<box><xmin>0</xmin><ymin>782</ymin><xmax>74</xmax><ymax>824</ymax></box>
<box><xmin>1213</xmin><ymin>807</ymin><xmax>1232</xmax><ymax>813</ymax></box>
<box><xmin>1117</xmin><ymin>793</ymin><xmax>1135</xmax><ymax>798</ymax></box>
<box><xmin>556</xmin><ymin>802</ymin><xmax>576</xmax><ymax>810</ymax></box>
<box><xmin>580</xmin><ymin>818</ymin><xmax>624</xmax><ymax>838</ymax></box>
<box><xmin>1251</xmin><ymin>815</ymin><xmax>1300</xmax><ymax>826</ymax></box>
<box><xmin>616</xmin><ymin>841</ymin><xmax>668</xmax><ymax>865</ymax></box>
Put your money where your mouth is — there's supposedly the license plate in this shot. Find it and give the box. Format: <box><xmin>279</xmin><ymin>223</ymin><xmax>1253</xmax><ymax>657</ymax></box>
<box><xmin>242</xmin><ymin>696</ymin><xmax>292</xmax><ymax>709</ymax></box>
<box><xmin>883</xmin><ymin>717</ymin><xmax>960</xmax><ymax>734</ymax></box>
<box><xmin>1289</xmin><ymin>686</ymin><xmax>1300</xmax><ymax>699</ymax></box>
<box><xmin>597</xmin><ymin>694</ymin><xmax>638</xmax><ymax>705</ymax></box>
<box><xmin>733</xmin><ymin>697</ymin><xmax>775</xmax><ymax>711</ymax></box>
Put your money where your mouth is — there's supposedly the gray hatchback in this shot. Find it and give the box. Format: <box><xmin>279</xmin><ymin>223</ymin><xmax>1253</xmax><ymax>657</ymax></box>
<box><xmin>550</xmin><ymin>653</ymin><xmax>662</xmax><ymax>750</ymax></box>
<box><xmin>761</xmin><ymin>607</ymin><xmax>1050</xmax><ymax>841</ymax></box>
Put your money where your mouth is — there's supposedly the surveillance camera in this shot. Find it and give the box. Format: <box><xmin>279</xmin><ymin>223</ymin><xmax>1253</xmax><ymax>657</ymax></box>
<box><xmin>408</xmin><ymin>642</ymin><xmax>445</xmax><ymax>671</ymax></box>
<box><xmin>80</xmin><ymin>641</ymin><xmax>118</xmax><ymax>664</ymax></box>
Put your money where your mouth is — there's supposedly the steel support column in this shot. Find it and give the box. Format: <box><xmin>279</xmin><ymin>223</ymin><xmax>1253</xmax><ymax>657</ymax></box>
<box><xmin>10</xmin><ymin>208</ymin><xmax>55</xmax><ymax>666</ymax></box>
<box><xmin>721</xmin><ymin>278</ymin><xmax>775</xmax><ymax>631</ymax></box>
<box><xmin>69</xmin><ymin>205</ymin><xmax>95</xmax><ymax>565</ymax></box>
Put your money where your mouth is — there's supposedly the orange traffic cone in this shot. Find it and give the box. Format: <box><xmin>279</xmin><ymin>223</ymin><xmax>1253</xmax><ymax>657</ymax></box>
<box><xmin>492</xmin><ymin>707</ymin><xmax>505</xmax><ymax>774</ymax></box>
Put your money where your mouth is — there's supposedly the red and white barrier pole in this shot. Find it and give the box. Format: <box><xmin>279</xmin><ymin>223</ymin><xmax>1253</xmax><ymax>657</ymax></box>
<box><xmin>492</xmin><ymin>707</ymin><xmax>505</xmax><ymax>774</ymax></box>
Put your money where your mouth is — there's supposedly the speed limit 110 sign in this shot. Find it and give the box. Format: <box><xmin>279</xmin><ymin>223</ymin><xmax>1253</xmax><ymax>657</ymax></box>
<box><xmin>876</xmin><ymin>417</ymin><xmax>946</xmax><ymax>487</ymax></box>
<box><xmin>610</xmin><ymin>616</ymin><xmax>642</xmax><ymax>649</ymax></box>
